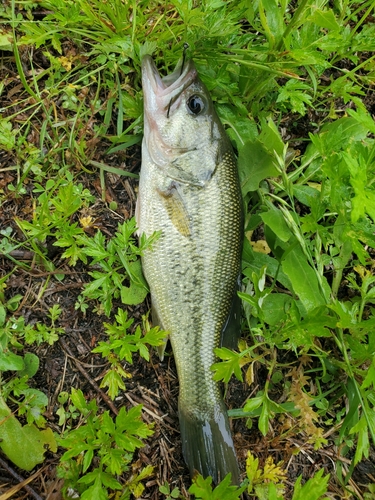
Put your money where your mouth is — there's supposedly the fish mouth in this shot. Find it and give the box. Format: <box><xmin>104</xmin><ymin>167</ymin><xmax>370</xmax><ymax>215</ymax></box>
<box><xmin>142</xmin><ymin>55</ymin><xmax>197</xmax><ymax>116</ymax></box>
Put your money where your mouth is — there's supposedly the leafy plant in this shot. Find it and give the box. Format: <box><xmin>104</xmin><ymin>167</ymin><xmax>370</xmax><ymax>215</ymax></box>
<box><xmin>246</xmin><ymin>451</ymin><xmax>287</xmax><ymax>498</ymax></box>
<box><xmin>69</xmin><ymin>219</ymin><xmax>159</xmax><ymax>316</ymax></box>
<box><xmin>15</xmin><ymin>172</ymin><xmax>158</xmax><ymax>315</ymax></box>
<box><xmin>92</xmin><ymin>309</ymin><xmax>166</xmax><ymax>399</ymax></box>
<box><xmin>0</xmin><ymin>290</ymin><xmax>57</xmax><ymax>468</ymax></box>
<box><xmin>2</xmin><ymin>0</ymin><xmax>375</xmax><ymax>497</ymax></box>
<box><xmin>58</xmin><ymin>388</ymin><xmax>154</xmax><ymax>499</ymax></box>
<box><xmin>0</xmin><ymin>394</ymin><xmax>57</xmax><ymax>471</ymax></box>
<box><xmin>245</xmin><ymin>451</ymin><xmax>330</xmax><ymax>500</ymax></box>
<box><xmin>56</xmin><ymin>391</ymin><xmax>80</xmax><ymax>427</ymax></box>
<box><xmin>210</xmin><ymin>107</ymin><xmax>375</xmax><ymax>495</ymax></box>
<box><xmin>159</xmin><ymin>482</ymin><xmax>183</xmax><ymax>499</ymax></box>
<box><xmin>188</xmin><ymin>473</ymin><xmax>246</xmax><ymax>500</ymax></box>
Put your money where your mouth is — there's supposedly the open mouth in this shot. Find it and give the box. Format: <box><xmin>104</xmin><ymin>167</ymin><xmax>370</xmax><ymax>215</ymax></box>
<box><xmin>142</xmin><ymin>55</ymin><xmax>197</xmax><ymax>98</ymax></box>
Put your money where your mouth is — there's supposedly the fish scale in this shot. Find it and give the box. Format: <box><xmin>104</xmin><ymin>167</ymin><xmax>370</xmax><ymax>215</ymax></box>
<box><xmin>137</xmin><ymin>55</ymin><xmax>242</xmax><ymax>484</ymax></box>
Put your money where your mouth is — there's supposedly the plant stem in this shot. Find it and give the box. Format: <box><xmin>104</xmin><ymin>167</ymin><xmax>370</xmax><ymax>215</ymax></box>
<box><xmin>332</xmin><ymin>240</ymin><xmax>352</xmax><ymax>299</ymax></box>
<box><xmin>275</xmin><ymin>0</ymin><xmax>312</xmax><ymax>52</ymax></box>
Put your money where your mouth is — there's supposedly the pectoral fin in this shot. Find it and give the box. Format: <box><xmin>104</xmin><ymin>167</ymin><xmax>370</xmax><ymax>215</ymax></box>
<box><xmin>158</xmin><ymin>183</ymin><xmax>191</xmax><ymax>237</ymax></box>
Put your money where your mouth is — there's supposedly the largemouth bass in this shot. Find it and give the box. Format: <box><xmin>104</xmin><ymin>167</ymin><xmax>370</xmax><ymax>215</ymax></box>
<box><xmin>136</xmin><ymin>54</ymin><xmax>242</xmax><ymax>484</ymax></box>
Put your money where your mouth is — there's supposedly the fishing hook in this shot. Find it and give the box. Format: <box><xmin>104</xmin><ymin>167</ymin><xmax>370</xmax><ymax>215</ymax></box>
<box><xmin>180</xmin><ymin>42</ymin><xmax>190</xmax><ymax>76</ymax></box>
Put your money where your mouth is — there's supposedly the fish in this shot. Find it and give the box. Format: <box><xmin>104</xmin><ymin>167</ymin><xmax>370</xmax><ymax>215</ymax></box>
<box><xmin>136</xmin><ymin>53</ymin><xmax>243</xmax><ymax>484</ymax></box>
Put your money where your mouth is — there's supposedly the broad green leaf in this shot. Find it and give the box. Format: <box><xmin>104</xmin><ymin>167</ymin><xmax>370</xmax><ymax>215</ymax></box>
<box><xmin>79</xmin><ymin>473</ymin><xmax>108</xmax><ymax>500</ymax></box>
<box><xmin>84</xmin><ymin>273</ymin><xmax>109</xmax><ymax>294</ymax></box>
<box><xmin>344</xmin><ymin>152</ymin><xmax>375</xmax><ymax>223</ymax></box>
<box><xmin>103</xmin><ymin>448</ymin><xmax>124</xmax><ymax>476</ymax></box>
<box><xmin>304</xmin><ymin>117</ymin><xmax>368</xmax><ymax>164</ymax></box>
<box><xmin>261</xmin><ymin>0</ymin><xmax>285</xmax><ymax>45</ymax></box>
<box><xmin>0</xmin><ymin>33</ymin><xmax>12</xmax><ymax>51</ymax></box>
<box><xmin>0</xmin><ymin>120</ymin><xmax>16</xmax><ymax>150</ymax></box>
<box><xmin>70</xmin><ymin>388</ymin><xmax>90</xmax><ymax>413</ymax></box>
<box><xmin>217</xmin><ymin>104</ymin><xmax>258</xmax><ymax>149</ymax></box>
<box><xmin>78</xmin><ymin>230</ymin><xmax>109</xmax><ymax>262</ymax></box>
<box><xmin>328</xmin><ymin>301</ymin><xmax>355</xmax><ymax>329</ymax></box>
<box><xmin>100</xmin><ymin>369</ymin><xmax>127</xmax><ymax>400</ymax></box>
<box><xmin>293</xmin><ymin>185</ymin><xmax>321</xmax><ymax>208</ymax></box>
<box><xmin>276</xmin><ymin>79</ymin><xmax>313</xmax><ymax>115</ymax></box>
<box><xmin>17</xmin><ymin>352</ymin><xmax>39</xmax><ymax>378</ymax></box>
<box><xmin>309</xmin><ymin>9</ymin><xmax>340</xmax><ymax>31</ymax></box>
<box><xmin>255</xmin><ymin>482</ymin><xmax>284</xmax><ymax>500</ymax></box>
<box><xmin>282</xmin><ymin>247</ymin><xmax>326</xmax><ymax>312</ymax></box>
<box><xmin>0</xmin><ymin>396</ymin><xmax>57</xmax><ymax>471</ymax></box>
<box><xmin>115</xmin><ymin>405</ymin><xmax>153</xmax><ymax>441</ymax></box>
<box><xmin>258</xmin><ymin>117</ymin><xmax>285</xmax><ymax>157</ymax></box>
<box><xmin>243</xmin><ymin>240</ymin><xmax>293</xmax><ymax>291</ymax></box>
<box><xmin>22</xmin><ymin>388</ymin><xmax>48</xmax><ymax>408</ymax></box>
<box><xmin>0</xmin><ymin>304</ymin><xmax>6</xmax><ymax>326</ymax></box>
<box><xmin>243</xmin><ymin>396</ymin><xmax>263</xmax><ymax>413</ymax></box>
<box><xmin>289</xmin><ymin>48</ymin><xmax>328</xmax><ymax>66</ymax></box>
<box><xmin>239</xmin><ymin>139</ymin><xmax>279</xmax><ymax>194</ymax></box>
<box><xmin>100</xmin><ymin>470</ymin><xmax>122</xmax><ymax>489</ymax></box>
<box><xmin>0</xmin><ymin>351</ymin><xmax>24</xmax><ymax>372</ymax></box>
<box><xmin>339</xmin><ymin>378</ymin><xmax>361</xmax><ymax>442</ymax></box>
<box><xmin>259</xmin><ymin>395</ymin><xmax>270</xmax><ymax>436</ymax></box>
<box><xmin>262</xmin><ymin>293</ymin><xmax>293</xmax><ymax>325</ymax></box>
<box><xmin>82</xmin><ymin>447</ymin><xmax>94</xmax><ymax>473</ymax></box>
<box><xmin>297</xmin><ymin>309</ymin><xmax>336</xmax><ymax>338</ymax></box>
<box><xmin>142</xmin><ymin>326</ymin><xmax>166</xmax><ymax>347</ymax></box>
<box><xmin>138</xmin><ymin>40</ymin><xmax>158</xmax><ymax>60</ymax></box>
<box><xmin>120</xmin><ymin>260</ymin><xmax>148</xmax><ymax>305</ymax></box>
<box><xmin>60</xmin><ymin>442</ymin><xmax>90</xmax><ymax>462</ymax></box>
<box><xmin>347</xmin><ymin>107</ymin><xmax>375</xmax><ymax>135</ymax></box>
<box><xmin>362</xmin><ymin>360</ymin><xmax>375</xmax><ymax>390</ymax></box>
<box><xmin>230</xmin><ymin>401</ymin><xmax>297</xmax><ymax>418</ymax></box>
<box><xmin>101</xmin><ymin>410</ymin><xmax>116</xmax><ymax>434</ymax></box>
<box><xmin>261</xmin><ymin>205</ymin><xmax>292</xmax><ymax>242</ymax></box>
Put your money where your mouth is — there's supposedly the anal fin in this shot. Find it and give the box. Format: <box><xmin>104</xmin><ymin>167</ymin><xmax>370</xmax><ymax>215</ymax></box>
<box><xmin>152</xmin><ymin>304</ymin><xmax>169</xmax><ymax>361</ymax></box>
<box><xmin>220</xmin><ymin>277</ymin><xmax>242</xmax><ymax>350</ymax></box>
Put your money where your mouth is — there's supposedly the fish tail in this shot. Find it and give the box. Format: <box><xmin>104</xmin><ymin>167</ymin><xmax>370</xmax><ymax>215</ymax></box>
<box><xmin>179</xmin><ymin>400</ymin><xmax>240</xmax><ymax>485</ymax></box>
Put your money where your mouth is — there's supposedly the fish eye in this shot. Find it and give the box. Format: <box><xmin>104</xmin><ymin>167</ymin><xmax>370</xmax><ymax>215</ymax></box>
<box><xmin>186</xmin><ymin>95</ymin><xmax>205</xmax><ymax>115</ymax></box>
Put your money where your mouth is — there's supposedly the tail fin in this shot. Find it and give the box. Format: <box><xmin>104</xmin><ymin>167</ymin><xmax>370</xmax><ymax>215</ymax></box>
<box><xmin>179</xmin><ymin>401</ymin><xmax>240</xmax><ymax>485</ymax></box>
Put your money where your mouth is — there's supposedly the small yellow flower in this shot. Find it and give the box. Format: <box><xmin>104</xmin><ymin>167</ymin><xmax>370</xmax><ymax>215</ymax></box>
<box><xmin>79</xmin><ymin>216</ymin><xmax>94</xmax><ymax>229</ymax></box>
<box><xmin>58</xmin><ymin>56</ymin><xmax>72</xmax><ymax>71</ymax></box>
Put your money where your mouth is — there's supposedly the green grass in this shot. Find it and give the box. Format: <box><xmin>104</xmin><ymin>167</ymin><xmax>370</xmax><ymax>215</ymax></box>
<box><xmin>1</xmin><ymin>0</ymin><xmax>375</xmax><ymax>498</ymax></box>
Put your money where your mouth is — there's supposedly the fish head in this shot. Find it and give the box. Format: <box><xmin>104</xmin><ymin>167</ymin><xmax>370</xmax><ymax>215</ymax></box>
<box><xmin>142</xmin><ymin>55</ymin><xmax>226</xmax><ymax>185</ymax></box>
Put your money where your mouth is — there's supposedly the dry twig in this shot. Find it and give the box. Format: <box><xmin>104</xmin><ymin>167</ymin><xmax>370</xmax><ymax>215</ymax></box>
<box><xmin>59</xmin><ymin>337</ymin><xmax>118</xmax><ymax>415</ymax></box>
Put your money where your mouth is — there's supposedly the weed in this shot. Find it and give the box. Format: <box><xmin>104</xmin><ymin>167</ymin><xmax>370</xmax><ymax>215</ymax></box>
<box><xmin>2</xmin><ymin>0</ymin><xmax>375</xmax><ymax>497</ymax></box>
<box><xmin>92</xmin><ymin>309</ymin><xmax>166</xmax><ymax>399</ymax></box>
<box><xmin>57</xmin><ymin>389</ymin><xmax>154</xmax><ymax>499</ymax></box>
<box><xmin>159</xmin><ymin>482</ymin><xmax>183</xmax><ymax>499</ymax></box>
<box><xmin>0</xmin><ymin>291</ymin><xmax>57</xmax><ymax>468</ymax></box>
<box><xmin>245</xmin><ymin>452</ymin><xmax>331</xmax><ymax>500</ymax></box>
<box><xmin>189</xmin><ymin>473</ymin><xmax>246</xmax><ymax>500</ymax></box>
